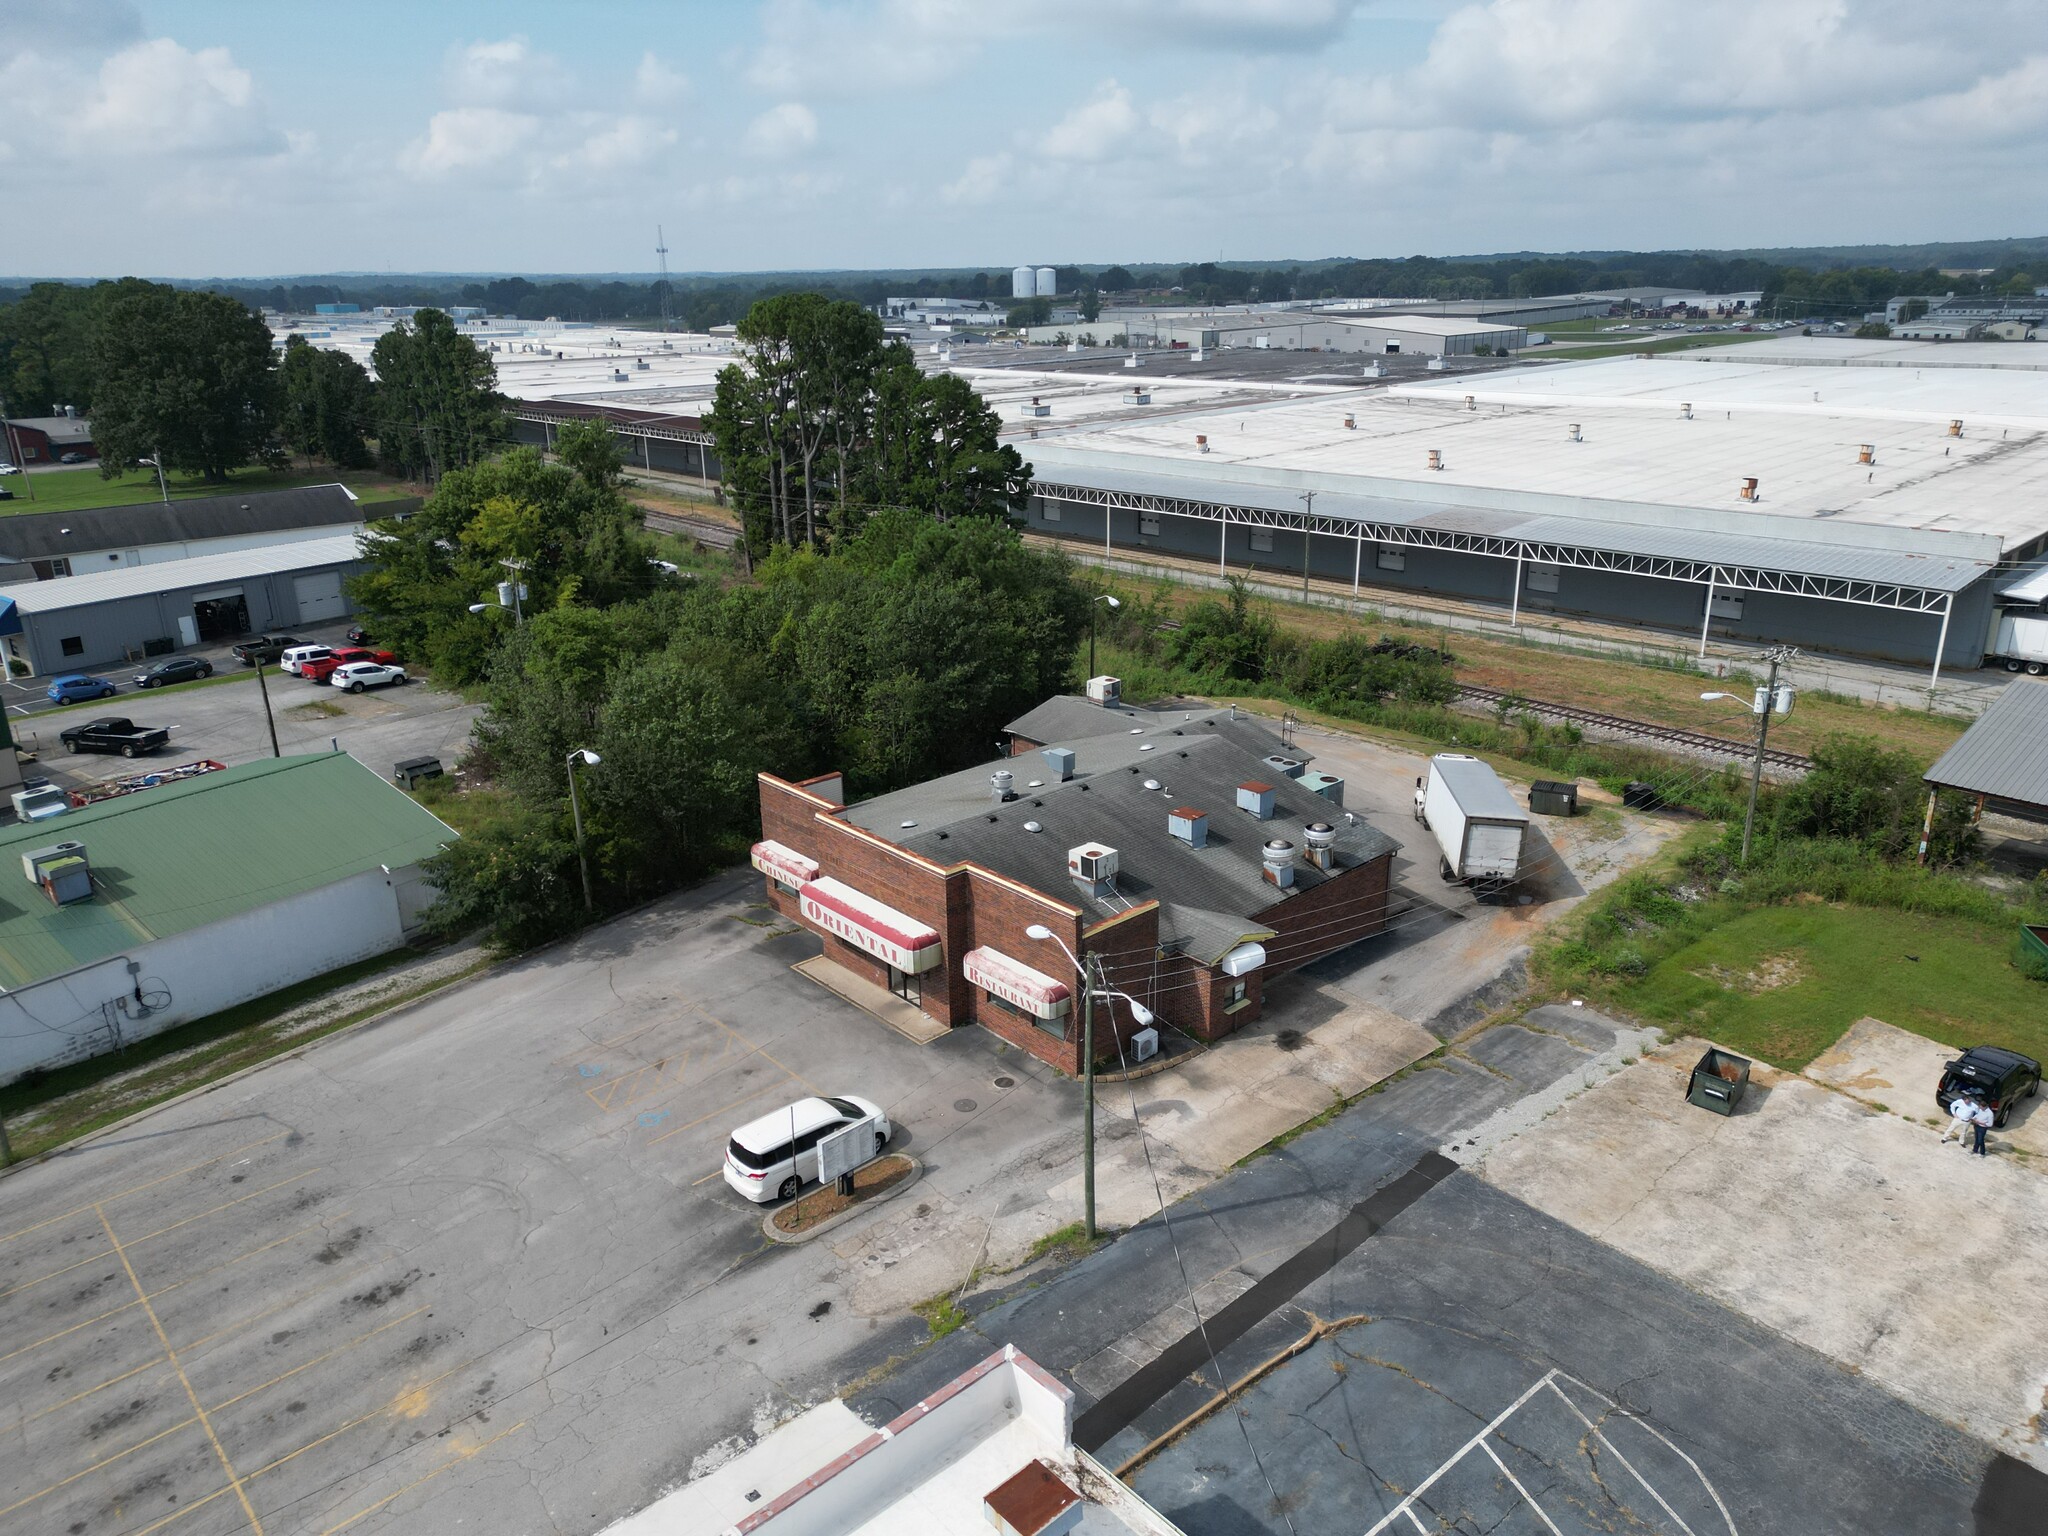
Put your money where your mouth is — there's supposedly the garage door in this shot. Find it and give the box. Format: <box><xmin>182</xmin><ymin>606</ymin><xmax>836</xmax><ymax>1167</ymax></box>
<box><xmin>293</xmin><ymin>571</ymin><xmax>347</xmax><ymax>622</ymax></box>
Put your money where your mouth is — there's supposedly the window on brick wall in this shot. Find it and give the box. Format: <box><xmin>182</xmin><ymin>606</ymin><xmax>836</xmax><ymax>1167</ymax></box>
<box><xmin>986</xmin><ymin>988</ymin><xmax>1066</xmax><ymax>1040</ymax></box>
<box><xmin>1225</xmin><ymin>978</ymin><xmax>1249</xmax><ymax>1010</ymax></box>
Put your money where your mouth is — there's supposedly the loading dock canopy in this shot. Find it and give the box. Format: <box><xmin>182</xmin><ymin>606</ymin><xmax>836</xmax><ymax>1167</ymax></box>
<box><xmin>1924</xmin><ymin>680</ymin><xmax>2048</xmax><ymax>815</ymax></box>
<box><xmin>962</xmin><ymin>946</ymin><xmax>1072</xmax><ymax>1019</ymax></box>
<box><xmin>799</xmin><ymin>876</ymin><xmax>942</xmax><ymax>973</ymax></box>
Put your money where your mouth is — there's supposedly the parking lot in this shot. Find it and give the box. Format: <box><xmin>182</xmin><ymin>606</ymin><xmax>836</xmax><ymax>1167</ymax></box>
<box><xmin>0</xmin><ymin>871</ymin><xmax>1090</xmax><ymax>1535</ymax></box>
<box><xmin>5</xmin><ymin>624</ymin><xmax>479</xmax><ymax>795</ymax></box>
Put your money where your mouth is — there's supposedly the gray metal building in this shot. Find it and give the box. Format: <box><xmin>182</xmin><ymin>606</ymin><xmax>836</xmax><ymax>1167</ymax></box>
<box><xmin>0</xmin><ymin>533</ymin><xmax>365</xmax><ymax>675</ymax></box>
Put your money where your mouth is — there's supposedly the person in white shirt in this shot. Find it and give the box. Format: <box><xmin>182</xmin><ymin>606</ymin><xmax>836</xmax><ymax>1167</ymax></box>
<box><xmin>1971</xmin><ymin>1098</ymin><xmax>1996</xmax><ymax>1157</ymax></box>
<box><xmin>1940</xmin><ymin>1093</ymin><xmax>1977</xmax><ymax>1146</ymax></box>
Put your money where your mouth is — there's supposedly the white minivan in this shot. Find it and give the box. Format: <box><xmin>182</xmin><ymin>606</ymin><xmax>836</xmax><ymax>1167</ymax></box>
<box><xmin>279</xmin><ymin>644</ymin><xmax>332</xmax><ymax>677</ymax></box>
<box><xmin>723</xmin><ymin>1095</ymin><xmax>890</xmax><ymax>1203</ymax></box>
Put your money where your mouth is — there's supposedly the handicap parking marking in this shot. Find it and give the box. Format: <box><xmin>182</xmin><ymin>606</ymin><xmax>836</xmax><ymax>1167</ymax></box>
<box><xmin>578</xmin><ymin>1064</ymin><xmax>603</xmax><ymax>1078</ymax></box>
<box><xmin>637</xmin><ymin>1111</ymin><xmax>670</xmax><ymax>1128</ymax></box>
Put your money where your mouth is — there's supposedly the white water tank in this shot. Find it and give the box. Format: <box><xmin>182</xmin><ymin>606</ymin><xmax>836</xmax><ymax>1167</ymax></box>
<box><xmin>1013</xmin><ymin>266</ymin><xmax>1035</xmax><ymax>298</ymax></box>
<box><xmin>1035</xmin><ymin>266</ymin><xmax>1057</xmax><ymax>296</ymax></box>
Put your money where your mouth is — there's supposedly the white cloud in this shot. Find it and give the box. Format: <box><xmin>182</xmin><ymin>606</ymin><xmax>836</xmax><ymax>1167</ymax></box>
<box><xmin>745</xmin><ymin>101</ymin><xmax>819</xmax><ymax>159</ymax></box>
<box><xmin>399</xmin><ymin>107</ymin><xmax>542</xmax><ymax>179</ymax></box>
<box><xmin>942</xmin><ymin>151</ymin><xmax>1012</xmax><ymax>205</ymax></box>
<box><xmin>1044</xmin><ymin>83</ymin><xmax>1139</xmax><ymax>162</ymax></box>
<box><xmin>559</xmin><ymin>115</ymin><xmax>679</xmax><ymax>175</ymax></box>
<box><xmin>746</xmin><ymin>0</ymin><xmax>984</xmax><ymax>96</ymax></box>
<box><xmin>72</xmin><ymin>38</ymin><xmax>285</xmax><ymax>157</ymax></box>
<box><xmin>0</xmin><ymin>0</ymin><xmax>140</xmax><ymax>54</ymax></box>
<box><xmin>444</xmin><ymin>35</ymin><xmax>571</xmax><ymax>110</ymax></box>
<box><xmin>635</xmin><ymin>52</ymin><xmax>690</xmax><ymax>105</ymax></box>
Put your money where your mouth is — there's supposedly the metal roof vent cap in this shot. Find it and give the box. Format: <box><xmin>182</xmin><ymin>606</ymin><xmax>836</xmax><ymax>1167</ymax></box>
<box><xmin>1681</xmin><ymin>402</ymin><xmax>1693</xmax><ymax>419</ymax></box>
<box><xmin>1568</xmin><ymin>423</ymin><xmax>1581</xmax><ymax>442</ymax></box>
<box><xmin>1304</xmin><ymin>822</ymin><xmax>1337</xmax><ymax>850</ymax></box>
<box><xmin>1143</xmin><ymin>779</ymin><xmax>1161</xmax><ymax>791</ymax></box>
<box><xmin>991</xmin><ymin>769</ymin><xmax>1016</xmax><ymax>802</ymax></box>
<box><xmin>1261</xmin><ymin>839</ymin><xmax>1296</xmax><ymax>889</ymax></box>
<box><xmin>1427</xmin><ymin>448</ymin><xmax>1443</xmax><ymax>471</ymax></box>
<box><xmin>1024</xmin><ymin>821</ymin><xmax>1042</xmax><ymax>833</ymax></box>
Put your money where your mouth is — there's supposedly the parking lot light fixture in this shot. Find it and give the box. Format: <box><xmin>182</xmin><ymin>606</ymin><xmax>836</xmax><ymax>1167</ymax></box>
<box><xmin>567</xmin><ymin>747</ymin><xmax>600</xmax><ymax>912</ymax></box>
<box><xmin>1089</xmin><ymin>593</ymin><xmax>1120</xmax><ymax>678</ymax></box>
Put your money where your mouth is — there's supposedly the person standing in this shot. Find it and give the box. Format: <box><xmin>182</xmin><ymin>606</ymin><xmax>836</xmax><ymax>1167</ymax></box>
<box><xmin>1971</xmin><ymin>1098</ymin><xmax>1996</xmax><ymax>1157</ymax></box>
<box><xmin>1940</xmin><ymin>1093</ymin><xmax>1977</xmax><ymax>1147</ymax></box>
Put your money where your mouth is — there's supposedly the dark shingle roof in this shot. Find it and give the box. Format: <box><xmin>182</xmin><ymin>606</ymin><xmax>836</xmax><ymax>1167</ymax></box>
<box><xmin>842</xmin><ymin>726</ymin><xmax>1393</xmax><ymax>962</ymax></box>
<box><xmin>1925</xmin><ymin>680</ymin><xmax>2048</xmax><ymax>811</ymax></box>
<box><xmin>0</xmin><ymin>484</ymin><xmax>363</xmax><ymax>562</ymax></box>
<box><xmin>1005</xmin><ymin>695</ymin><xmax>1310</xmax><ymax>766</ymax></box>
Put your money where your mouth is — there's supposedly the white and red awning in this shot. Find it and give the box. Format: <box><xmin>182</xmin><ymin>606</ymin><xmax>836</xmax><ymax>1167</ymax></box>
<box><xmin>963</xmin><ymin>946</ymin><xmax>1072</xmax><ymax>1020</ymax></box>
<box><xmin>751</xmin><ymin>839</ymin><xmax>820</xmax><ymax>887</ymax></box>
<box><xmin>800</xmin><ymin>876</ymin><xmax>942</xmax><ymax>974</ymax></box>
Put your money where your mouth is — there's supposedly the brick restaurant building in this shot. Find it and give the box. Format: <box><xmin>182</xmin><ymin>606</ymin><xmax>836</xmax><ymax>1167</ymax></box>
<box><xmin>754</xmin><ymin>695</ymin><xmax>1397</xmax><ymax>1075</ymax></box>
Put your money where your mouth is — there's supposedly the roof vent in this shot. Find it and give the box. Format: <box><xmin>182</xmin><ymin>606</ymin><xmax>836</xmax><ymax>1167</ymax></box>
<box><xmin>1237</xmin><ymin>781</ymin><xmax>1276</xmax><ymax>820</ymax></box>
<box><xmin>1168</xmin><ymin>807</ymin><xmax>1207</xmax><ymax>848</ymax></box>
<box><xmin>1427</xmin><ymin>448</ymin><xmax>1443</xmax><ymax>471</ymax></box>
<box><xmin>991</xmin><ymin>769</ymin><xmax>1016</xmax><ymax>802</ymax></box>
<box><xmin>1143</xmin><ymin>779</ymin><xmax>1161</xmax><ymax>791</ymax></box>
<box><xmin>1739</xmin><ymin>476</ymin><xmax>1759</xmax><ymax>502</ymax></box>
<box><xmin>1024</xmin><ymin>820</ymin><xmax>1043</xmax><ymax>833</ymax></box>
<box><xmin>1567</xmin><ymin>423</ymin><xmax>1581</xmax><ymax>442</ymax></box>
<box><xmin>1464</xmin><ymin>394</ymin><xmax>1476</xmax><ymax>410</ymax></box>
<box><xmin>1197</xmin><ymin>434</ymin><xmax>1210</xmax><ymax>453</ymax></box>
<box><xmin>1681</xmin><ymin>402</ymin><xmax>1693</xmax><ymax>420</ymax></box>
<box><xmin>1122</xmin><ymin>388</ymin><xmax>1150</xmax><ymax>405</ymax></box>
<box><xmin>1261</xmin><ymin>839</ymin><xmax>1296</xmax><ymax>889</ymax></box>
<box><xmin>1041</xmin><ymin>746</ymin><xmax>1075</xmax><ymax>781</ymax></box>
<box><xmin>1304</xmin><ymin>821</ymin><xmax>1337</xmax><ymax>871</ymax></box>
<box><xmin>1344</xmin><ymin>412</ymin><xmax>1356</xmax><ymax>429</ymax></box>
<box><xmin>1949</xmin><ymin>418</ymin><xmax>1963</xmax><ymax>437</ymax></box>
<box><xmin>1027</xmin><ymin>396</ymin><xmax>1050</xmax><ymax>417</ymax></box>
<box><xmin>1858</xmin><ymin>443</ymin><xmax>1874</xmax><ymax>465</ymax></box>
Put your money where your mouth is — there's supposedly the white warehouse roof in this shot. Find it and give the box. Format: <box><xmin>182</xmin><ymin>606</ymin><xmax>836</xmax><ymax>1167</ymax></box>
<box><xmin>0</xmin><ymin>533</ymin><xmax>364</xmax><ymax>615</ymax></box>
<box><xmin>1327</xmin><ymin>314</ymin><xmax>1523</xmax><ymax>338</ymax></box>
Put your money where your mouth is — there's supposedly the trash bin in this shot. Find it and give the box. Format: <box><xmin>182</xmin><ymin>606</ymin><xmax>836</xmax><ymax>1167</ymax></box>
<box><xmin>1686</xmin><ymin>1047</ymin><xmax>1751</xmax><ymax>1116</ymax></box>
<box><xmin>1529</xmin><ymin>779</ymin><xmax>1579</xmax><ymax>816</ymax></box>
<box><xmin>393</xmin><ymin>756</ymin><xmax>444</xmax><ymax>791</ymax></box>
<box><xmin>1622</xmin><ymin>780</ymin><xmax>1663</xmax><ymax>811</ymax></box>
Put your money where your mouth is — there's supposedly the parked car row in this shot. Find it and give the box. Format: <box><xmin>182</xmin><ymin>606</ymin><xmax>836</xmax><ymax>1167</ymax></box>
<box><xmin>44</xmin><ymin>655</ymin><xmax>214</xmax><ymax>703</ymax></box>
<box><xmin>44</xmin><ymin>635</ymin><xmax>405</xmax><ymax>710</ymax></box>
<box><xmin>282</xmin><ymin>644</ymin><xmax>407</xmax><ymax>691</ymax></box>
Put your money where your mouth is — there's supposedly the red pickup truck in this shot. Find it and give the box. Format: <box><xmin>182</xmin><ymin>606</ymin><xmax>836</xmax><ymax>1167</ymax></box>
<box><xmin>300</xmin><ymin>646</ymin><xmax>397</xmax><ymax>684</ymax></box>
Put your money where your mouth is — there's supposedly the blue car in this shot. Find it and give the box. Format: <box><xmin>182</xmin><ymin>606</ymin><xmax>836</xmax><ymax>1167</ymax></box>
<box><xmin>47</xmin><ymin>673</ymin><xmax>117</xmax><ymax>704</ymax></box>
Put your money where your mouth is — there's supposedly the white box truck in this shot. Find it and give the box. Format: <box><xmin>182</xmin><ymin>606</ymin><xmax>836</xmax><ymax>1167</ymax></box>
<box><xmin>1988</xmin><ymin>613</ymin><xmax>2048</xmax><ymax>675</ymax></box>
<box><xmin>1416</xmin><ymin>753</ymin><xmax>1529</xmax><ymax>891</ymax></box>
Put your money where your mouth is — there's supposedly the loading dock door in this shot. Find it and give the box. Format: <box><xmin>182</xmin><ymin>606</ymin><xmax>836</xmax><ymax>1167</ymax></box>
<box><xmin>190</xmin><ymin>587</ymin><xmax>249</xmax><ymax>641</ymax></box>
<box><xmin>294</xmin><ymin>570</ymin><xmax>347</xmax><ymax>622</ymax></box>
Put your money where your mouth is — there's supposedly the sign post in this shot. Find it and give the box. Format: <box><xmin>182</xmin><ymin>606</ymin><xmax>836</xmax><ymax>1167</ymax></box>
<box><xmin>816</xmin><ymin>1121</ymin><xmax>872</xmax><ymax>1204</ymax></box>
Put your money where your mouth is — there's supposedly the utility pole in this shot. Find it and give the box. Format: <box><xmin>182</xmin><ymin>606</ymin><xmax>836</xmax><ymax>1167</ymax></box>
<box><xmin>254</xmin><ymin>659</ymin><xmax>280</xmax><ymax>758</ymax></box>
<box><xmin>1740</xmin><ymin>646</ymin><xmax>1798</xmax><ymax>865</ymax></box>
<box><xmin>1081</xmin><ymin>954</ymin><xmax>1098</xmax><ymax>1241</ymax></box>
<box><xmin>566</xmin><ymin>748</ymin><xmax>600</xmax><ymax>912</ymax></box>
<box><xmin>1298</xmin><ymin>491</ymin><xmax>1316</xmax><ymax>599</ymax></box>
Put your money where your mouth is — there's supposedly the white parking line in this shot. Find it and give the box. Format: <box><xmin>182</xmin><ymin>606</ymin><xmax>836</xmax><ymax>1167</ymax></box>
<box><xmin>1544</xmin><ymin>1375</ymin><xmax>1738</xmax><ymax>1536</ymax></box>
<box><xmin>1362</xmin><ymin>1370</ymin><xmax>1559</xmax><ymax>1536</ymax></box>
<box><xmin>1481</xmin><ymin>1440</ymin><xmax>1564</xmax><ymax>1536</ymax></box>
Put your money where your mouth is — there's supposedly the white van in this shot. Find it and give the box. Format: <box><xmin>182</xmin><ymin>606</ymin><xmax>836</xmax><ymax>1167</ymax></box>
<box><xmin>723</xmin><ymin>1095</ymin><xmax>890</xmax><ymax>1203</ymax></box>
<box><xmin>279</xmin><ymin>644</ymin><xmax>332</xmax><ymax>677</ymax></box>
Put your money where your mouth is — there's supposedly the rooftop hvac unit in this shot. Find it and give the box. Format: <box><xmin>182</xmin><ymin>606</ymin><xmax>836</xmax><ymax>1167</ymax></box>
<box><xmin>1262</xmin><ymin>755</ymin><xmax>1305</xmax><ymax>780</ymax></box>
<box><xmin>1041</xmin><ymin>746</ymin><xmax>1076</xmax><ymax>781</ymax></box>
<box><xmin>1086</xmin><ymin>674</ymin><xmax>1122</xmax><ymax>705</ymax></box>
<box><xmin>1122</xmin><ymin>388</ymin><xmax>1150</xmax><ymax>405</ymax></box>
<box><xmin>22</xmin><ymin>840</ymin><xmax>85</xmax><ymax>886</ymax></box>
<box><xmin>1067</xmin><ymin>842</ymin><xmax>1119</xmax><ymax>886</ymax></box>
<box><xmin>1027</xmin><ymin>396</ymin><xmax>1050</xmax><ymax>417</ymax></box>
<box><xmin>1130</xmin><ymin>1027</ymin><xmax>1160</xmax><ymax>1063</ymax></box>
<box><xmin>1237</xmin><ymin>781</ymin><xmax>1276</xmax><ymax>820</ymax></box>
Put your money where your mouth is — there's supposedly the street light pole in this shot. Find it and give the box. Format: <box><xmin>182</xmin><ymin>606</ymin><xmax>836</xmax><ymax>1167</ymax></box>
<box><xmin>1088</xmin><ymin>593</ymin><xmax>1119</xmax><ymax>679</ymax></box>
<box><xmin>1703</xmin><ymin>645</ymin><xmax>1797</xmax><ymax>867</ymax></box>
<box><xmin>1025</xmin><ymin>925</ymin><xmax>1155</xmax><ymax>1242</ymax></box>
<box><xmin>566</xmin><ymin>747</ymin><xmax>600</xmax><ymax>911</ymax></box>
<box><xmin>253</xmin><ymin>659</ymin><xmax>280</xmax><ymax>758</ymax></box>
<box><xmin>1298</xmin><ymin>491</ymin><xmax>1316</xmax><ymax>599</ymax></box>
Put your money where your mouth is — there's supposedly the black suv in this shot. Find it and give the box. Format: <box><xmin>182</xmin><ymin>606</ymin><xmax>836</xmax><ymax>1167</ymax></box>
<box><xmin>133</xmin><ymin>655</ymin><xmax>213</xmax><ymax>688</ymax></box>
<box><xmin>1937</xmin><ymin>1046</ymin><xmax>2042</xmax><ymax>1129</ymax></box>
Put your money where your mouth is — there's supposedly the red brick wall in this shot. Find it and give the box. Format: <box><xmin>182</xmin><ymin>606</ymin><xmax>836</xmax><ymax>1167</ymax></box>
<box><xmin>1255</xmin><ymin>852</ymin><xmax>1393</xmax><ymax>975</ymax></box>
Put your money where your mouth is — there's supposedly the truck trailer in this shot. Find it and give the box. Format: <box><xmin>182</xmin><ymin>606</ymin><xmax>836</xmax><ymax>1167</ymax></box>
<box><xmin>1987</xmin><ymin>613</ymin><xmax>2048</xmax><ymax>675</ymax></box>
<box><xmin>1415</xmin><ymin>753</ymin><xmax>1529</xmax><ymax>892</ymax></box>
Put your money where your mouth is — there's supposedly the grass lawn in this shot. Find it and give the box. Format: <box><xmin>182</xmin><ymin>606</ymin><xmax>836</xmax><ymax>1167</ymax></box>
<box><xmin>2</xmin><ymin>464</ymin><xmax>416</xmax><ymax>517</ymax></box>
<box><xmin>1590</xmin><ymin>903</ymin><xmax>2047</xmax><ymax>1071</ymax></box>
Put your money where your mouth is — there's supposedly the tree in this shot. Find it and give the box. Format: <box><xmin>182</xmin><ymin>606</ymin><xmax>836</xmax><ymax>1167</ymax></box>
<box><xmin>0</xmin><ymin>281</ymin><xmax>96</xmax><ymax>418</ymax></box>
<box><xmin>552</xmin><ymin>417</ymin><xmax>625</xmax><ymax>491</ymax></box>
<box><xmin>854</xmin><ymin>354</ymin><xmax>1030</xmax><ymax>528</ymax></box>
<box><xmin>348</xmin><ymin>444</ymin><xmax>654</xmax><ymax>683</ymax></box>
<box><xmin>278</xmin><ymin>335</ymin><xmax>374</xmax><ymax>468</ymax></box>
<box><xmin>1854</xmin><ymin>321</ymin><xmax>1892</xmax><ymax>339</ymax></box>
<box><xmin>1098</xmin><ymin>266</ymin><xmax>1135</xmax><ymax>293</ymax></box>
<box><xmin>87</xmin><ymin>282</ymin><xmax>279</xmax><ymax>481</ymax></box>
<box><xmin>1079</xmin><ymin>286</ymin><xmax>1102</xmax><ymax>323</ymax></box>
<box><xmin>370</xmin><ymin>308</ymin><xmax>503</xmax><ymax>482</ymax></box>
<box><xmin>1006</xmin><ymin>297</ymin><xmax>1051</xmax><ymax>327</ymax></box>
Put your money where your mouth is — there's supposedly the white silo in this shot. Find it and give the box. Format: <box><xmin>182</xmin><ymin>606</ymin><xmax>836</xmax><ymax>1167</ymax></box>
<box><xmin>1013</xmin><ymin>266</ymin><xmax>1036</xmax><ymax>298</ymax></box>
<box><xmin>1034</xmin><ymin>266</ymin><xmax>1058</xmax><ymax>296</ymax></box>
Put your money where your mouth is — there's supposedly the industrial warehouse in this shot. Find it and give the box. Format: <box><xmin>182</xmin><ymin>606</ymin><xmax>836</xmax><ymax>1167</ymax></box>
<box><xmin>754</xmin><ymin>691</ymin><xmax>1396</xmax><ymax>1073</ymax></box>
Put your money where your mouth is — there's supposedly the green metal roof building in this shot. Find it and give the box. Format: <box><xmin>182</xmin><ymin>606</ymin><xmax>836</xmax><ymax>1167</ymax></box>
<box><xmin>0</xmin><ymin>754</ymin><xmax>457</xmax><ymax>1082</ymax></box>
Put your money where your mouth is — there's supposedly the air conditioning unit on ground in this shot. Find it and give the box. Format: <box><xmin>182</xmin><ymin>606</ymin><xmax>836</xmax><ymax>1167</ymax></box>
<box><xmin>1131</xmin><ymin>1028</ymin><xmax>1159</xmax><ymax>1063</ymax></box>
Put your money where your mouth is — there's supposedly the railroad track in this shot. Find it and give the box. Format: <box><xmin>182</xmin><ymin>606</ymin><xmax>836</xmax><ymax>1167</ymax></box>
<box><xmin>642</xmin><ymin>509</ymin><xmax>741</xmax><ymax>548</ymax></box>
<box><xmin>1456</xmin><ymin>684</ymin><xmax>1812</xmax><ymax>772</ymax></box>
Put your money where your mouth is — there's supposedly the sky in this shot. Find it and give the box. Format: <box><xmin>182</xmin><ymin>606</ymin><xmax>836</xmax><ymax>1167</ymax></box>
<box><xmin>3</xmin><ymin>0</ymin><xmax>2047</xmax><ymax>279</ymax></box>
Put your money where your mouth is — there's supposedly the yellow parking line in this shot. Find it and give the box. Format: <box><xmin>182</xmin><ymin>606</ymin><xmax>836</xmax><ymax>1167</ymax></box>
<box><xmin>117</xmin><ymin>1168</ymin><xmax>324</xmax><ymax>1249</ymax></box>
<box><xmin>0</xmin><ymin>1131</ymin><xmax>292</xmax><ymax>1249</ymax></box>
<box><xmin>209</xmin><ymin>1305</ymin><xmax>432</xmax><ymax>1413</ymax></box>
<box><xmin>647</xmin><ymin>1076</ymin><xmax>792</xmax><ymax>1145</ymax></box>
<box><xmin>0</xmin><ymin>1414</ymin><xmax>200</xmax><ymax>1520</ymax></box>
<box><xmin>316</xmin><ymin>1420</ymin><xmax>529</xmax><ymax>1535</ymax></box>
<box><xmin>697</xmin><ymin>1009</ymin><xmax>819</xmax><ymax>1096</ymax></box>
<box><xmin>97</xmin><ymin>1205</ymin><xmax>266</xmax><ymax>1535</ymax></box>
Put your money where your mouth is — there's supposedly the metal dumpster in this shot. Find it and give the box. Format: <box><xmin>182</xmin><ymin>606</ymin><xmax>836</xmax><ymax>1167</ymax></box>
<box><xmin>2022</xmin><ymin>924</ymin><xmax>2048</xmax><ymax>967</ymax></box>
<box><xmin>1622</xmin><ymin>780</ymin><xmax>1663</xmax><ymax>811</ymax></box>
<box><xmin>1529</xmin><ymin>779</ymin><xmax>1579</xmax><ymax>816</ymax></box>
<box><xmin>393</xmin><ymin>756</ymin><xmax>444</xmax><ymax>791</ymax></box>
<box><xmin>1687</xmin><ymin>1047</ymin><xmax>1751</xmax><ymax>1116</ymax></box>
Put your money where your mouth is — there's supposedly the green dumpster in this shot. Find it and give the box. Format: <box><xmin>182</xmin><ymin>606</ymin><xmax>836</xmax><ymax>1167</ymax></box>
<box><xmin>2022</xmin><ymin>924</ymin><xmax>2048</xmax><ymax>967</ymax></box>
<box><xmin>1687</xmin><ymin>1047</ymin><xmax>1751</xmax><ymax>1116</ymax></box>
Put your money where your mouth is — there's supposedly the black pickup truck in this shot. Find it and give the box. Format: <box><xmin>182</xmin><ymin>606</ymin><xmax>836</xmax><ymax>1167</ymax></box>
<box><xmin>57</xmin><ymin>717</ymin><xmax>171</xmax><ymax>758</ymax></box>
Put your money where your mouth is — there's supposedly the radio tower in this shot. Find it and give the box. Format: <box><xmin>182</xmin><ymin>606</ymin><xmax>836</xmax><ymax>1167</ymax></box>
<box><xmin>655</xmin><ymin>225</ymin><xmax>673</xmax><ymax>333</ymax></box>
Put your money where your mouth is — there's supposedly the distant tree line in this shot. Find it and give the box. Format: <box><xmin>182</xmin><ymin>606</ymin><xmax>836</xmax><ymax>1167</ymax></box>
<box><xmin>0</xmin><ymin>280</ymin><xmax>501</xmax><ymax>485</ymax></box>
